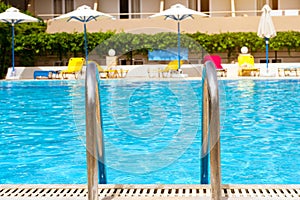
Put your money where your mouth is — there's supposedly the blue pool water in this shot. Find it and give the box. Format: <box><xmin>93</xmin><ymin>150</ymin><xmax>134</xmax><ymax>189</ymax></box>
<box><xmin>0</xmin><ymin>79</ymin><xmax>300</xmax><ymax>184</ymax></box>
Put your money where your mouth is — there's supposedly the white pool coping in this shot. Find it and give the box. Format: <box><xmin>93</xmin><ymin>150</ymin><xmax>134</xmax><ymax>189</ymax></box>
<box><xmin>0</xmin><ymin>184</ymin><xmax>300</xmax><ymax>199</ymax></box>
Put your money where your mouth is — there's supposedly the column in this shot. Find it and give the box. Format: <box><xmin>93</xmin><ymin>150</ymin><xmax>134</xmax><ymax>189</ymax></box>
<box><xmin>93</xmin><ymin>0</ymin><xmax>98</xmax><ymax>10</ymax></box>
<box><xmin>231</xmin><ymin>0</ymin><xmax>236</xmax><ymax>17</ymax></box>
<box><xmin>160</xmin><ymin>0</ymin><xmax>164</xmax><ymax>12</ymax></box>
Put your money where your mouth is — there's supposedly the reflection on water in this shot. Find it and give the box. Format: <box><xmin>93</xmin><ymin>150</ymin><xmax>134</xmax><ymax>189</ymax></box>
<box><xmin>237</xmin><ymin>79</ymin><xmax>255</xmax><ymax>98</ymax></box>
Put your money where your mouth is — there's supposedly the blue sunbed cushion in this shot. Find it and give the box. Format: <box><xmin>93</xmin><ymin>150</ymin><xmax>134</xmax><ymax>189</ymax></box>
<box><xmin>34</xmin><ymin>70</ymin><xmax>59</xmax><ymax>79</ymax></box>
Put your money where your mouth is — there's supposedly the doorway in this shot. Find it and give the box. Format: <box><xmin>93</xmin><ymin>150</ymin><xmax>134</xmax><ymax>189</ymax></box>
<box><xmin>200</xmin><ymin>0</ymin><xmax>209</xmax><ymax>13</ymax></box>
<box><xmin>120</xmin><ymin>0</ymin><xmax>129</xmax><ymax>19</ymax></box>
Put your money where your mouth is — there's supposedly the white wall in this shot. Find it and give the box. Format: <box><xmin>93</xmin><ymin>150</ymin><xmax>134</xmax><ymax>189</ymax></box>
<box><xmin>165</xmin><ymin>0</ymin><xmax>188</xmax><ymax>9</ymax></box>
<box><xmin>211</xmin><ymin>0</ymin><xmax>231</xmax><ymax>17</ymax></box>
<box><xmin>99</xmin><ymin>0</ymin><xmax>119</xmax><ymax>14</ymax></box>
<box><xmin>235</xmin><ymin>0</ymin><xmax>256</xmax><ymax>16</ymax></box>
<box><xmin>141</xmin><ymin>0</ymin><xmax>160</xmax><ymax>18</ymax></box>
<box><xmin>75</xmin><ymin>0</ymin><xmax>94</xmax><ymax>9</ymax></box>
<box><xmin>279</xmin><ymin>0</ymin><xmax>300</xmax><ymax>10</ymax></box>
<box><xmin>35</xmin><ymin>0</ymin><xmax>53</xmax><ymax>19</ymax></box>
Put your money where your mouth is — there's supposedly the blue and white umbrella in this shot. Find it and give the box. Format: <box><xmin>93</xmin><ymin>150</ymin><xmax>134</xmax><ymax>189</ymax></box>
<box><xmin>54</xmin><ymin>5</ymin><xmax>115</xmax><ymax>66</ymax></box>
<box><xmin>150</xmin><ymin>4</ymin><xmax>208</xmax><ymax>69</ymax></box>
<box><xmin>257</xmin><ymin>4</ymin><xmax>276</xmax><ymax>71</ymax></box>
<box><xmin>0</xmin><ymin>7</ymin><xmax>39</xmax><ymax>75</ymax></box>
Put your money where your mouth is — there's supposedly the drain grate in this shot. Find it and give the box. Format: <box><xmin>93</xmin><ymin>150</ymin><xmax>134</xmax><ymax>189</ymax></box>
<box><xmin>0</xmin><ymin>184</ymin><xmax>300</xmax><ymax>199</ymax></box>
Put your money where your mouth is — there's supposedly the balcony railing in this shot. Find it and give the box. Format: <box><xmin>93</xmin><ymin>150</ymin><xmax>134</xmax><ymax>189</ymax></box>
<box><xmin>37</xmin><ymin>9</ymin><xmax>299</xmax><ymax>20</ymax></box>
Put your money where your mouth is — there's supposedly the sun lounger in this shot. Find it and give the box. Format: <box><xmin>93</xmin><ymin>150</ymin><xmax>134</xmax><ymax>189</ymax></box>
<box><xmin>278</xmin><ymin>67</ymin><xmax>300</xmax><ymax>77</ymax></box>
<box><xmin>203</xmin><ymin>55</ymin><xmax>227</xmax><ymax>77</ymax></box>
<box><xmin>240</xmin><ymin>67</ymin><xmax>260</xmax><ymax>76</ymax></box>
<box><xmin>61</xmin><ymin>57</ymin><xmax>85</xmax><ymax>79</ymax></box>
<box><xmin>106</xmin><ymin>69</ymin><xmax>129</xmax><ymax>78</ymax></box>
<box><xmin>159</xmin><ymin>60</ymin><xmax>183</xmax><ymax>78</ymax></box>
<box><xmin>33</xmin><ymin>70</ymin><xmax>60</xmax><ymax>79</ymax></box>
<box><xmin>88</xmin><ymin>60</ymin><xmax>110</xmax><ymax>78</ymax></box>
<box><xmin>89</xmin><ymin>60</ymin><xmax>128</xmax><ymax>78</ymax></box>
<box><xmin>238</xmin><ymin>54</ymin><xmax>259</xmax><ymax>76</ymax></box>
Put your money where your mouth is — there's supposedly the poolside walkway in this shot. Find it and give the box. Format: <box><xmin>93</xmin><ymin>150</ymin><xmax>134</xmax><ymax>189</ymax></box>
<box><xmin>5</xmin><ymin>62</ymin><xmax>300</xmax><ymax>80</ymax></box>
<box><xmin>1</xmin><ymin>184</ymin><xmax>300</xmax><ymax>199</ymax></box>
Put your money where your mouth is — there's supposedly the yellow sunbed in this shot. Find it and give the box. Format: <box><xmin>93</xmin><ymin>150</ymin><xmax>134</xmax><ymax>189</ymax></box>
<box><xmin>61</xmin><ymin>57</ymin><xmax>85</xmax><ymax>79</ymax></box>
<box><xmin>159</xmin><ymin>60</ymin><xmax>183</xmax><ymax>78</ymax></box>
<box><xmin>88</xmin><ymin>60</ymin><xmax>128</xmax><ymax>78</ymax></box>
<box><xmin>238</xmin><ymin>54</ymin><xmax>259</xmax><ymax>76</ymax></box>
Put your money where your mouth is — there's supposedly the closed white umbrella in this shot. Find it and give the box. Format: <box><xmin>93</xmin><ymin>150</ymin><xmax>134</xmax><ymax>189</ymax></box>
<box><xmin>54</xmin><ymin>5</ymin><xmax>115</xmax><ymax>66</ymax></box>
<box><xmin>0</xmin><ymin>7</ymin><xmax>39</xmax><ymax>75</ymax></box>
<box><xmin>150</xmin><ymin>4</ymin><xmax>208</xmax><ymax>69</ymax></box>
<box><xmin>257</xmin><ymin>4</ymin><xmax>276</xmax><ymax>71</ymax></box>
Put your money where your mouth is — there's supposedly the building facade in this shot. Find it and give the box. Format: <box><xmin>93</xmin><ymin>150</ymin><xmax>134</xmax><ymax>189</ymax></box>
<box><xmin>4</xmin><ymin>0</ymin><xmax>300</xmax><ymax>65</ymax></box>
<box><xmin>5</xmin><ymin>0</ymin><xmax>300</xmax><ymax>20</ymax></box>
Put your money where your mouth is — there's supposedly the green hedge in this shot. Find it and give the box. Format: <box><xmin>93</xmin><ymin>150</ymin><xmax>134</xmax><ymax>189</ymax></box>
<box><xmin>0</xmin><ymin>2</ymin><xmax>46</xmax><ymax>77</ymax></box>
<box><xmin>2</xmin><ymin>2</ymin><xmax>300</xmax><ymax>78</ymax></box>
<box><xmin>3</xmin><ymin>30</ymin><xmax>300</xmax><ymax>73</ymax></box>
<box><xmin>1</xmin><ymin>6</ymin><xmax>300</xmax><ymax>78</ymax></box>
<box><xmin>13</xmin><ymin>31</ymin><xmax>300</xmax><ymax>66</ymax></box>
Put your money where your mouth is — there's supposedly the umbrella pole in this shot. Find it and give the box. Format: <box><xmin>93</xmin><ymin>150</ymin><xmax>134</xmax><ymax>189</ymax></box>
<box><xmin>11</xmin><ymin>23</ymin><xmax>15</xmax><ymax>76</ymax></box>
<box><xmin>84</xmin><ymin>22</ymin><xmax>88</xmax><ymax>67</ymax></box>
<box><xmin>265</xmin><ymin>37</ymin><xmax>269</xmax><ymax>72</ymax></box>
<box><xmin>177</xmin><ymin>20</ymin><xmax>181</xmax><ymax>70</ymax></box>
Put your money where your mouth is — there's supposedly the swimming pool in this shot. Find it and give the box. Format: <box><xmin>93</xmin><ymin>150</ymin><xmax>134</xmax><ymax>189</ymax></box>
<box><xmin>0</xmin><ymin>79</ymin><xmax>299</xmax><ymax>184</ymax></box>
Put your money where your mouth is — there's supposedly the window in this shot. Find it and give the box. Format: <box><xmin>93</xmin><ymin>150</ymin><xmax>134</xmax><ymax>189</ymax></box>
<box><xmin>119</xmin><ymin>0</ymin><xmax>141</xmax><ymax>19</ymax></box>
<box><xmin>5</xmin><ymin>0</ymin><xmax>28</xmax><ymax>11</ymax></box>
<box><xmin>54</xmin><ymin>0</ymin><xmax>74</xmax><ymax>14</ymax></box>
<box><xmin>200</xmin><ymin>0</ymin><xmax>209</xmax><ymax>13</ymax></box>
<box><xmin>65</xmin><ymin>0</ymin><xmax>74</xmax><ymax>13</ymax></box>
<box><xmin>271</xmin><ymin>0</ymin><xmax>278</xmax><ymax>10</ymax></box>
<box><xmin>131</xmin><ymin>0</ymin><xmax>140</xmax><ymax>18</ymax></box>
<box><xmin>257</xmin><ymin>0</ymin><xmax>278</xmax><ymax>10</ymax></box>
<box><xmin>120</xmin><ymin>0</ymin><xmax>129</xmax><ymax>19</ymax></box>
<box><xmin>54</xmin><ymin>0</ymin><xmax>63</xmax><ymax>14</ymax></box>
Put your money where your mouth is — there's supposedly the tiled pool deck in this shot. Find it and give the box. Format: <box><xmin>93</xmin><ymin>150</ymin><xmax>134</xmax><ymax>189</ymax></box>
<box><xmin>1</xmin><ymin>184</ymin><xmax>300</xmax><ymax>199</ymax></box>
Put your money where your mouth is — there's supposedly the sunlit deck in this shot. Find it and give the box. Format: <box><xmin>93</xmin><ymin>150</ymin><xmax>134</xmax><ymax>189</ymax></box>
<box><xmin>1</xmin><ymin>184</ymin><xmax>300</xmax><ymax>199</ymax></box>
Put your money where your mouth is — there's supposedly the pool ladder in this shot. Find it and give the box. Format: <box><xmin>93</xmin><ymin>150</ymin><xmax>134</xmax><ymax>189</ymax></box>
<box><xmin>85</xmin><ymin>63</ymin><xmax>106</xmax><ymax>200</ymax></box>
<box><xmin>85</xmin><ymin>61</ymin><xmax>221</xmax><ymax>200</ymax></box>
<box><xmin>201</xmin><ymin>60</ymin><xmax>222</xmax><ymax>200</ymax></box>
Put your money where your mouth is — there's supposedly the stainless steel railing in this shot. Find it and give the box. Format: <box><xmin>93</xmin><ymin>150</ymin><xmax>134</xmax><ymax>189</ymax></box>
<box><xmin>85</xmin><ymin>60</ymin><xmax>221</xmax><ymax>200</ymax></box>
<box><xmin>85</xmin><ymin>62</ymin><xmax>107</xmax><ymax>200</ymax></box>
<box><xmin>201</xmin><ymin>61</ymin><xmax>222</xmax><ymax>200</ymax></box>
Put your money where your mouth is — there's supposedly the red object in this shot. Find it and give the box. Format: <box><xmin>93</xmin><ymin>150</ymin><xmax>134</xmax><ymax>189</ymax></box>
<box><xmin>203</xmin><ymin>55</ymin><xmax>223</xmax><ymax>69</ymax></box>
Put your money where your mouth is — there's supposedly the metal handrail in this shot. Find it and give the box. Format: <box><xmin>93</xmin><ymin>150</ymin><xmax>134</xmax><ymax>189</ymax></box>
<box><xmin>85</xmin><ymin>62</ymin><xmax>107</xmax><ymax>200</ymax></box>
<box><xmin>201</xmin><ymin>61</ymin><xmax>222</xmax><ymax>200</ymax></box>
<box><xmin>85</xmin><ymin>60</ymin><xmax>221</xmax><ymax>200</ymax></box>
